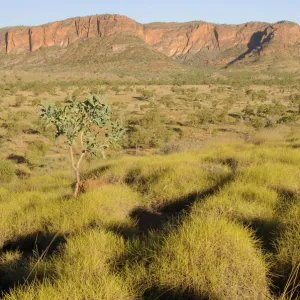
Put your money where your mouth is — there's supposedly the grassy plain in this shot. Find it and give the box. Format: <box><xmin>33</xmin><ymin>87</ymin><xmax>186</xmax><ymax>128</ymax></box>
<box><xmin>0</xmin><ymin>68</ymin><xmax>300</xmax><ymax>299</ymax></box>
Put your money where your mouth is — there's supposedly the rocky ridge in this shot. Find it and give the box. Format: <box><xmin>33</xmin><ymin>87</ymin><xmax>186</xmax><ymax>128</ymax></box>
<box><xmin>1</xmin><ymin>14</ymin><xmax>300</xmax><ymax>67</ymax></box>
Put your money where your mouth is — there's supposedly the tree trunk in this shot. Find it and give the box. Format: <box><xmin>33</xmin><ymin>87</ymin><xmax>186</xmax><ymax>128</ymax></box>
<box><xmin>74</xmin><ymin>168</ymin><xmax>81</xmax><ymax>197</ymax></box>
<box><xmin>70</xmin><ymin>145</ymin><xmax>85</xmax><ymax>197</ymax></box>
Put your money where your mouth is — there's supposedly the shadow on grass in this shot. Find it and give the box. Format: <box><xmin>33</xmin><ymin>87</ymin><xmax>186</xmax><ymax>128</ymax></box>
<box><xmin>111</xmin><ymin>174</ymin><xmax>234</xmax><ymax>237</ymax></box>
<box><xmin>244</xmin><ymin>218</ymin><xmax>280</xmax><ymax>252</ymax></box>
<box><xmin>270</xmin><ymin>188</ymin><xmax>300</xmax><ymax>298</ymax></box>
<box><xmin>7</xmin><ymin>154</ymin><xmax>26</xmax><ymax>164</ymax></box>
<box><xmin>83</xmin><ymin>164</ymin><xmax>112</xmax><ymax>180</ymax></box>
<box><xmin>0</xmin><ymin>232</ymin><xmax>66</xmax><ymax>295</ymax></box>
<box><xmin>108</xmin><ymin>174</ymin><xmax>234</xmax><ymax>299</ymax></box>
<box><xmin>132</xmin><ymin>96</ymin><xmax>148</xmax><ymax>101</ymax></box>
<box><xmin>143</xmin><ymin>285</ymin><xmax>209</xmax><ymax>300</ymax></box>
<box><xmin>242</xmin><ymin>187</ymin><xmax>300</xmax><ymax>298</ymax></box>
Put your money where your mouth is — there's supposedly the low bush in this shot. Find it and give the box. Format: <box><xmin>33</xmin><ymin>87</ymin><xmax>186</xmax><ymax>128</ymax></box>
<box><xmin>0</xmin><ymin>160</ymin><xmax>15</xmax><ymax>183</ymax></box>
<box><xmin>25</xmin><ymin>140</ymin><xmax>49</xmax><ymax>167</ymax></box>
<box><xmin>15</xmin><ymin>95</ymin><xmax>27</xmax><ymax>107</ymax></box>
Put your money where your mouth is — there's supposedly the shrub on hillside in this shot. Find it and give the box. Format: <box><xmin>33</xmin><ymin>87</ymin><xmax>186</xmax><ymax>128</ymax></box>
<box><xmin>0</xmin><ymin>160</ymin><xmax>15</xmax><ymax>183</ymax></box>
<box><xmin>250</xmin><ymin>116</ymin><xmax>266</xmax><ymax>130</ymax></box>
<box><xmin>136</xmin><ymin>88</ymin><xmax>156</xmax><ymax>100</ymax></box>
<box><xmin>125</xmin><ymin>106</ymin><xmax>171</xmax><ymax>149</ymax></box>
<box><xmin>25</xmin><ymin>140</ymin><xmax>49</xmax><ymax>166</ymax></box>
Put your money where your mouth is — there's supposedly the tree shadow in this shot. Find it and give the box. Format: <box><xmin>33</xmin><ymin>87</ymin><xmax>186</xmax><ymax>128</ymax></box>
<box><xmin>132</xmin><ymin>96</ymin><xmax>148</xmax><ymax>101</ymax></box>
<box><xmin>143</xmin><ymin>285</ymin><xmax>208</xmax><ymax>300</ymax></box>
<box><xmin>240</xmin><ymin>187</ymin><xmax>300</xmax><ymax>298</ymax></box>
<box><xmin>127</xmin><ymin>174</ymin><xmax>233</xmax><ymax>235</ymax></box>
<box><xmin>23</xmin><ymin>128</ymin><xmax>40</xmax><ymax>135</ymax></box>
<box><xmin>83</xmin><ymin>164</ymin><xmax>112</xmax><ymax>180</ymax></box>
<box><xmin>277</xmin><ymin>188</ymin><xmax>299</xmax><ymax>201</ymax></box>
<box><xmin>0</xmin><ymin>231</ymin><xmax>66</xmax><ymax>294</ymax></box>
<box><xmin>243</xmin><ymin>218</ymin><xmax>280</xmax><ymax>252</ymax></box>
<box><xmin>125</xmin><ymin>167</ymin><xmax>171</xmax><ymax>195</ymax></box>
<box><xmin>270</xmin><ymin>188</ymin><xmax>300</xmax><ymax>298</ymax></box>
<box><xmin>108</xmin><ymin>174</ymin><xmax>233</xmax><ymax>299</ymax></box>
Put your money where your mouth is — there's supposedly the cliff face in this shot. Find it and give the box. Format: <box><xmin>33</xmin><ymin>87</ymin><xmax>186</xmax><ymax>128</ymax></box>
<box><xmin>3</xmin><ymin>15</ymin><xmax>144</xmax><ymax>54</ymax></box>
<box><xmin>1</xmin><ymin>14</ymin><xmax>300</xmax><ymax>65</ymax></box>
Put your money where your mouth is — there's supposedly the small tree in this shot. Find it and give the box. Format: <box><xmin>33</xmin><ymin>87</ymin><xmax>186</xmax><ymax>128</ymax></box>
<box><xmin>39</xmin><ymin>94</ymin><xmax>125</xmax><ymax>197</ymax></box>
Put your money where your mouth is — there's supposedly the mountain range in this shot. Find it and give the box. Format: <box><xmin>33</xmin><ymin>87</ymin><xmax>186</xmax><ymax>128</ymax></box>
<box><xmin>1</xmin><ymin>14</ymin><xmax>300</xmax><ymax>70</ymax></box>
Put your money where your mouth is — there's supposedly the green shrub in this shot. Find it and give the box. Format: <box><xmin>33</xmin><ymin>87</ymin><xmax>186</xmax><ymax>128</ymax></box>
<box><xmin>31</xmin><ymin>98</ymin><xmax>41</xmax><ymax>107</ymax></box>
<box><xmin>111</xmin><ymin>86</ymin><xmax>121</xmax><ymax>95</ymax></box>
<box><xmin>0</xmin><ymin>160</ymin><xmax>15</xmax><ymax>183</ymax></box>
<box><xmin>125</xmin><ymin>106</ymin><xmax>171</xmax><ymax>149</ymax></box>
<box><xmin>136</xmin><ymin>88</ymin><xmax>156</xmax><ymax>100</ymax></box>
<box><xmin>250</xmin><ymin>116</ymin><xmax>266</xmax><ymax>130</ymax></box>
<box><xmin>25</xmin><ymin>140</ymin><xmax>49</xmax><ymax>166</ymax></box>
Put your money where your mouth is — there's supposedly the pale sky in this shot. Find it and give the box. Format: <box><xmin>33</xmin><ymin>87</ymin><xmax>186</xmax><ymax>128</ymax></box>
<box><xmin>0</xmin><ymin>0</ymin><xmax>299</xmax><ymax>28</ymax></box>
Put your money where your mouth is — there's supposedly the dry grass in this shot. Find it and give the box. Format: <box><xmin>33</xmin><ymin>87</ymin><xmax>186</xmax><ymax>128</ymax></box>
<box><xmin>1</xmin><ymin>118</ymin><xmax>300</xmax><ymax>299</ymax></box>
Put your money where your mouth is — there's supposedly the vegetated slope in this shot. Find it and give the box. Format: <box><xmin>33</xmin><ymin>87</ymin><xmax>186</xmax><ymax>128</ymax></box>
<box><xmin>50</xmin><ymin>35</ymin><xmax>181</xmax><ymax>73</ymax></box>
<box><xmin>1</xmin><ymin>14</ymin><xmax>300</xmax><ymax>70</ymax></box>
<box><xmin>1</xmin><ymin>134</ymin><xmax>300</xmax><ymax>299</ymax></box>
<box><xmin>0</xmin><ymin>34</ymin><xmax>184</xmax><ymax>78</ymax></box>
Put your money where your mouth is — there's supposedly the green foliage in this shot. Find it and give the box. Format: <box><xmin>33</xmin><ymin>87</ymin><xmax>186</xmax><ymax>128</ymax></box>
<box><xmin>39</xmin><ymin>94</ymin><xmax>125</xmax><ymax>195</ymax></box>
<box><xmin>125</xmin><ymin>106</ymin><xmax>170</xmax><ymax>148</ymax></box>
<box><xmin>193</xmin><ymin>106</ymin><xmax>216</xmax><ymax>125</ymax></box>
<box><xmin>39</xmin><ymin>95</ymin><xmax>125</xmax><ymax>154</ymax></box>
<box><xmin>257</xmin><ymin>102</ymin><xmax>286</xmax><ymax>117</ymax></box>
<box><xmin>249</xmin><ymin>116</ymin><xmax>266</xmax><ymax>130</ymax></box>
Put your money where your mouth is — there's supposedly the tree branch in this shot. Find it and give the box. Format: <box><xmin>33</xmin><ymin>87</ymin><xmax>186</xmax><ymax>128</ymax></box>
<box><xmin>69</xmin><ymin>145</ymin><xmax>77</xmax><ymax>175</ymax></box>
<box><xmin>76</xmin><ymin>152</ymin><xmax>85</xmax><ymax>170</ymax></box>
<box><xmin>80</xmin><ymin>131</ymin><xmax>84</xmax><ymax>149</ymax></box>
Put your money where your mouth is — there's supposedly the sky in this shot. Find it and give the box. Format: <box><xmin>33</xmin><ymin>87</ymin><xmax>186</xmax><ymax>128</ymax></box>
<box><xmin>0</xmin><ymin>0</ymin><xmax>299</xmax><ymax>28</ymax></box>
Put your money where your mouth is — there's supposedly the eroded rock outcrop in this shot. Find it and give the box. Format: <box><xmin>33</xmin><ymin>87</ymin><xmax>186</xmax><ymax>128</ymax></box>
<box><xmin>1</xmin><ymin>14</ymin><xmax>300</xmax><ymax>65</ymax></box>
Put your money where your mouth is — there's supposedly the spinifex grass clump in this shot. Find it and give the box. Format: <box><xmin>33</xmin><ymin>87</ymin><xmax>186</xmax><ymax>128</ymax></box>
<box><xmin>148</xmin><ymin>214</ymin><xmax>271</xmax><ymax>300</ymax></box>
<box><xmin>39</xmin><ymin>94</ymin><xmax>125</xmax><ymax>196</ymax></box>
<box><xmin>275</xmin><ymin>200</ymin><xmax>300</xmax><ymax>298</ymax></box>
<box><xmin>4</xmin><ymin>229</ymin><xmax>133</xmax><ymax>300</ymax></box>
<box><xmin>3</xmin><ymin>140</ymin><xmax>300</xmax><ymax>299</ymax></box>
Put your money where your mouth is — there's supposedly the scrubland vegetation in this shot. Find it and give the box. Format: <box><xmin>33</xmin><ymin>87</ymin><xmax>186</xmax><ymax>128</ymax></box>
<box><xmin>0</xmin><ymin>69</ymin><xmax>300</xmax><ymax>299</ymax></box>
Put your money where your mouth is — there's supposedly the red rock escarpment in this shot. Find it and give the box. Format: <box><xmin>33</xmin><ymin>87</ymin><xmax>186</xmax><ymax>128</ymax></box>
<box><xmin>2</xmin><ymin>14</ymin><xmax>300</xmax><ymax>60</ymax></box>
